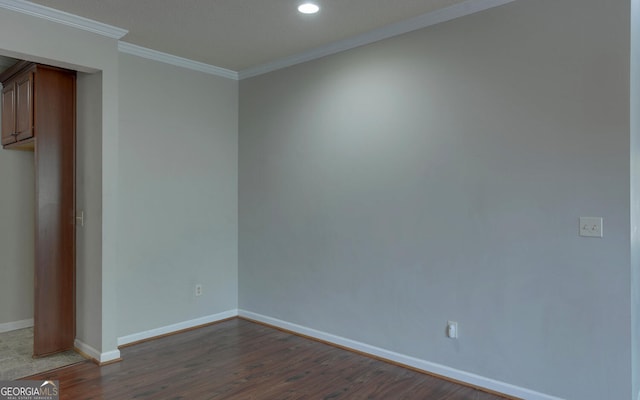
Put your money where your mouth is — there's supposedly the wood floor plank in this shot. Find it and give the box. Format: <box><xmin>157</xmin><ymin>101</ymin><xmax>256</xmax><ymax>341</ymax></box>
<box><xmin>24</xmin><ymin>318</ymin><xmax>512</xmax><ymax>400</ymax></box>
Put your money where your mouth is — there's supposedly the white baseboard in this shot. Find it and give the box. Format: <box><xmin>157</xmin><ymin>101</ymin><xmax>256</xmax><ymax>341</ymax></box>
<box><xmin>117</xmin><ymin>309</ymin><xmax>238</xmax><ymax>347</ymax></box>
<box><xmin>238</xmin><ymin>310</ymin><xmax>564</xmax><ymax>400</ymax></box>
<box><xmin>0</xmin><ymin>318</ymin><xmax>33</xmax><ymax>333</ymax></box>
<box><xmin>74</xmin><ymin>339</ymin><xmax>121</xmax><ymax>364</ymax></box>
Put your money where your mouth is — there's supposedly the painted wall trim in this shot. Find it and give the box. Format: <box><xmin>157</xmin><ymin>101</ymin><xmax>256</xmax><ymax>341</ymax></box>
<box><xmin>0</xmin><ymin>318</ymin><xmax>33</xmax><ymax>333</ymax></box>
<box><xmin>116</xmin><ymin>309</ymin><xmax>239</xmax><ymax>347</ymax></box>
<box><xmin>74</xmin><ymin>339</ymin><xmax>121</xmax><ymax>364</ymax></box>
<box><xmin>238</xmin><ymin>310</ymin><xmax>565</xmax><ymax>400</ymax></box>
<box><xmin>0</xmin><ymin>0</ymin><xmax>128</xmax><ymax>39</ymax></box>
<box><xmin>117</xmin><ymin>42</ymin><xmax>239</xmax><ymax>80</ymax></box>
<box><xmin>238</xmin><ymin>0</ymin><xmax>517</xmax><ymax>79</ymax></box>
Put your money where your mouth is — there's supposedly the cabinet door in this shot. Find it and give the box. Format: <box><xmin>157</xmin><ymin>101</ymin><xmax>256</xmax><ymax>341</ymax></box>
<box><xmin>1</xmin><ymin>83</ymin><xmax>16</xmax><ymax>145</ymax></box>
<box><xmin>14</xmin><ymin>72</ymin><xmax>33</xmax><ymax>142</ymax></box>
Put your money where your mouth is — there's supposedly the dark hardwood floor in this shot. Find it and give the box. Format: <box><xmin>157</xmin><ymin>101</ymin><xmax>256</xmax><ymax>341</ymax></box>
<box><xmin>26</xmin><ymin>318</ymin><xmax>511</xmax><ymax>399</ymax></box>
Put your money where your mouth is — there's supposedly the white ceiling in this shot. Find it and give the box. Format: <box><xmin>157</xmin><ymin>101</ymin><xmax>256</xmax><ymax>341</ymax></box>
<box><xmin>24</xmin><ymin>0</ymin><xmax>474</xmax><ymax>72</ymax></box>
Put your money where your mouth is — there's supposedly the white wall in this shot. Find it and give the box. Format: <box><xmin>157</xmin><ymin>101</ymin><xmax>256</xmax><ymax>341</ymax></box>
<box><xmin>0</xmin><ymin>148</ymin><xmax>34</xmax><ymax>327</ymax></box>
<box><xmin>239</xmin><ymin>0</ymin><xmax>632</xmax><ymax>399</ymax></box>
<box><xmin>116</xmin><ymin>54</ymin><xmax>238</xmax><ymax>337</ymax></box>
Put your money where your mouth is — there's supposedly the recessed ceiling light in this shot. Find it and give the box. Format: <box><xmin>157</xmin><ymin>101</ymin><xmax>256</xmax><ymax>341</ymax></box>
<box><xmin>298</xmin><ymin>3</ymin><xmax>320</xmax><ymax>14</ymax></box>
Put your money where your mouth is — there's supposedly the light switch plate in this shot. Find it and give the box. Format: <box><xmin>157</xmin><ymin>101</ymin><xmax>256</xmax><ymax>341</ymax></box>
<box><xmin>579</xmin><ymin>217</ymin><xmax>603</xmax><ymax>238</ymax></box>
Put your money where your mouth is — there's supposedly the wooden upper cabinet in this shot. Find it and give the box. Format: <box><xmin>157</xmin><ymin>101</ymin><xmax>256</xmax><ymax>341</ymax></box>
<box><xmin>1</xmin><ymin>62</ymin><xmax>58</xmax><ymax>150</ymax></box>
<box><xmin>14</xmin><ymin>71</ymin><xmax>33</xmax><ymax>142</ymax></box>
<box><xmin>1</xmin><ymin>67</ymin><xmax>33</xmax><ymax>147</ymax></box>
<box><xmin>1</xmin><ymin>82</ymin><xmax>16</xmax><ymax>146</ymax></box>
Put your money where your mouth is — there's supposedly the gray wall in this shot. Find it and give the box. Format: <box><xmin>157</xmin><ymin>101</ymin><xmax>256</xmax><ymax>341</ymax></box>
<box><xmin>116</xmin><ymin>54</ymin><xmax>238</xmax><ymax>337</ymax></box>
<box><xmin>239</xmin><ymin>0</ymin><xmax>632</xmax><ymax>399</ymax></box>
<box><xmin>0</xmin><ymin>147</ymin><xmax>33</xmax><ymax>326</ymax></box>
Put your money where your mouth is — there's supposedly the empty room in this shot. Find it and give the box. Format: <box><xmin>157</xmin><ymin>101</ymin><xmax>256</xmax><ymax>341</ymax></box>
<box><xmin>0</xmin><ymin>0</ymin><xmax>639</xmax><ymax>399</ymax></box>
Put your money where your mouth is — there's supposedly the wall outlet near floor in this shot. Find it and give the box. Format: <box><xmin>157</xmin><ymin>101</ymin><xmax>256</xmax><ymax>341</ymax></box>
<box><xmin>195</xmin><ymin>284</ymin><xmax>203</xmax><ymax>296</ymax></box>
<box><xmin>446</xmin><ymin>321</ymin><xmax>458</xmax><ymax>339</ymax></box>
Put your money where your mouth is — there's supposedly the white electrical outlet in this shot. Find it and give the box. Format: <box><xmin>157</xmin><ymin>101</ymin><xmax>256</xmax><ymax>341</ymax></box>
<box><xmin>579</xmin><ymin>217</ymin><xmax>603</xmax><ymax>238</ymax></box>
<box><xmin>446</xmin><ymin>321</ymin><xmax>458</xmax><ymax>339</ymax></box>
<box><xmin>195</xmin><ymin>284</ymin><xmax>203</xmax><ymax>296</ymax></box>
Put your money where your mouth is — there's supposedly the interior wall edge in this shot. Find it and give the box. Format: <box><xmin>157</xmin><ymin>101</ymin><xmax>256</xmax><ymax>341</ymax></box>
<box><xmin>74</xmin><ymin>338</ymin><xmax>120</xmax><ymax>364</ymax></box>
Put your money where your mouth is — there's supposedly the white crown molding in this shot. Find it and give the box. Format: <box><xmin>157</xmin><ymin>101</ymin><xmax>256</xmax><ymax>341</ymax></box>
<box><xmin>118</xmin><ymin>42</ymin><xmax>239</xmax><ymax>80</ymax></box>
<box><xmin>238</xmin><ymin>0</ymin><xmax>517</xmax><ymax>79</ymax></box>
<box><xmin>0</xmin><ymin>0</ymin><xmax>515</xmax><ymax>81</ymax></box>
<box><xmin>0</xmin><ymin>0</ymin><xmax>128</xmax><ymax>39</ymax></box>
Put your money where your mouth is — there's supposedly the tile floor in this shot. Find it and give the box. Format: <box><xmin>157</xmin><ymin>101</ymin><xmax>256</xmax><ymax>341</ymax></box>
<box><xmin>0</xmin><ymin>328</ymin><xmax>86</xmax><ymax>380</ymax></box>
